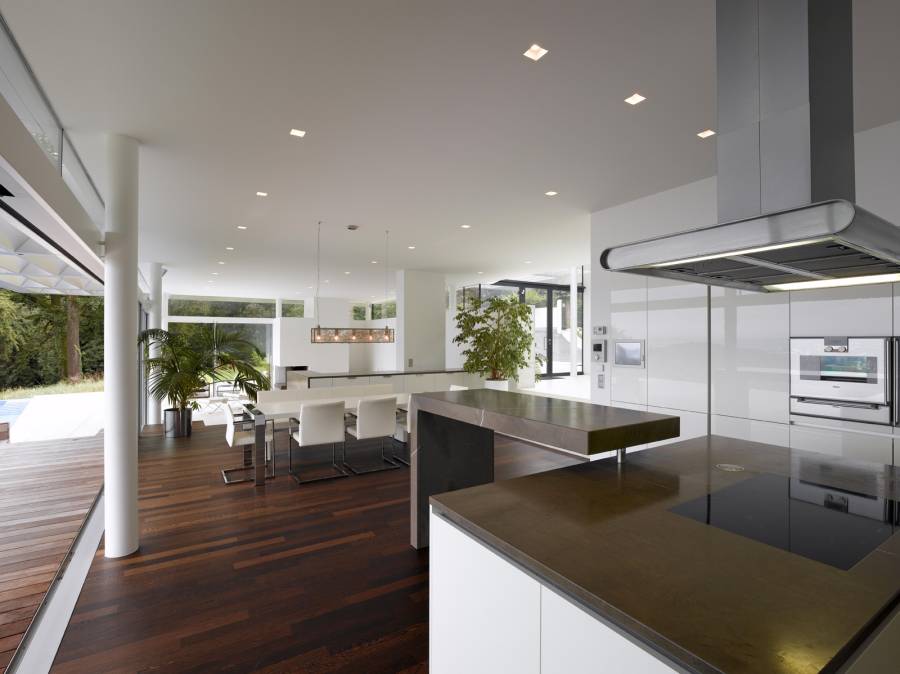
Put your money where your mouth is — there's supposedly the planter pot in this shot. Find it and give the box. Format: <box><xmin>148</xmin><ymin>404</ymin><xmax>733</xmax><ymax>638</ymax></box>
<box><xmin>484</xmin><ymin>379</ymin><xmax>510</xmax><ymax>391</ymax></box>
<box><xmin>164</xmin><ymin>408</ymin><xmax>193</xmax><ymax>438</ymax></box>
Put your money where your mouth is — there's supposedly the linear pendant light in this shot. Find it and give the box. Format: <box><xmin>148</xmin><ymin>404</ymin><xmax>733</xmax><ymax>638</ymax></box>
<box><xmin>311</xmin><ymin>223</ymin><xmax>395</xmax><ymax>344</ymax></box>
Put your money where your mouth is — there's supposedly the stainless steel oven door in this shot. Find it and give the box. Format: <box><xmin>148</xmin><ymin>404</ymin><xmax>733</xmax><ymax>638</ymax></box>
<box><xmin>790</xmin><ymin>338</ymin><xmax>889</xmax><ymax>405</ymax></box>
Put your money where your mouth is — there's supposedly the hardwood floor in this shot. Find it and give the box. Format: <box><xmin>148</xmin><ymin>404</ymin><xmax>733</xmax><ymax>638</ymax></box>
<box><xmin>52</xmin><ymin>426</ymin><xmax>583</xmax><ymax>673</ymax></box>
<box><xmin>0</xmin><ymin>434</ymin><xmax>104</xmax><ymax>672</ymax></box>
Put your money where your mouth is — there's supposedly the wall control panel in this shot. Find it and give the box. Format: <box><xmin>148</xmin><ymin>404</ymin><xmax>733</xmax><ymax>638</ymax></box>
<box><xmin>592</xmin><ymin>325</ymin><xmax>608</xmax><ymax>388</ymax></box>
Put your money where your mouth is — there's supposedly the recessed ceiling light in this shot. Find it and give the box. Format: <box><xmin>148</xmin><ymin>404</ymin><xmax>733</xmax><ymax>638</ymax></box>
<box><xmin>460</xmin><ymin>224</ymin><xmax>472</xmax><ymax>229</ymax></box>
<box><xmin>544</xmin><ymin>191</ymin><xmax>558</xmax><ymax>197</ymax></box>
<box><xmin>624</xmin><ymin>93</ymin><xmax>646</xmax><ymax>105</ymax></box>
<box><xmin>324</xmin><ymin>279</ymin><xmax>330</xmax><ymax>283</ymax></box>
<box><xmin>523</xmin><ymin>44</ymin><xmax>548</xmax><ymax>61</ymax></box>
<box><xmin>477</xmin><ymin>271</ymin><xmax>484</xmax><ymax>275</ymax></box>
<box><xmin>524</xmin><ymin>260</ymin><xmax>533</xmax><ymax>264</ymax></box>
<box><xmin>697</xmin><ymin>129</ymin><xmax>716</xmax><ymax>139</ymax></box>
<box><xmin>237</xmin><ymin>225</ymin><xmax>248</xmax><ymax>230</ymax></box>
<box><xmin>289</xmin><ymin>128</ymin><xmax>306</xmax><ymax>138</ymax></box>
<box><xmin>308</xmin><ymin>285</ymin><xmax>313</xmax><ymax>289</ymax></box>
<box><xmin>256</xmin><ymin>191</ymin><xmax>268</xmax><ymax>197</ymax></box>
<box><xmin>217</xmin><ymin>261</ymin><xmax>225</xmax><ymax>265</ymax></box>
<box><xmin>408</xmin><ymin>245</ymin><xmax>416</xmax><ymax>250</ymax></box>
<box><xmin>371</xmin><ymin>260</ymin><xmax>378</xmax><ymax>264</ymax></box>
<box><xmin>225</xmin><ymin>246</ymin><xmax>234</xmax><ymax>251</ymax></box>
<box><xmin>344</xmin><ymin>271</ymin><xmax>351</xmax><ymax>275</ymax></box>
<box><xmin>212</xmin><ymin>272</ymin><xmax>219</xmax><ymax>276</ymax></box>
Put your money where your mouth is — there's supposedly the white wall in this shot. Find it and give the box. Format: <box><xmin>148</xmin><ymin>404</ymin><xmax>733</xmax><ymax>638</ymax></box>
<box><xmin>590</xmin><ymin>119</ymin><xmax>900</xmax><ymax>450</ymax></box>
<box><xmin>396</xmin><ymin>269</ymin><xmax>446</xmax><ymax>371</ymax></box>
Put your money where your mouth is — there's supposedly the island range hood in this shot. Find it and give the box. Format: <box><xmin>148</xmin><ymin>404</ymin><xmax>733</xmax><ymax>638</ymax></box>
<box><xmin>600</xmin><ymin>0</ymin><xmax>900</xmax><ymax>292</ymax></box>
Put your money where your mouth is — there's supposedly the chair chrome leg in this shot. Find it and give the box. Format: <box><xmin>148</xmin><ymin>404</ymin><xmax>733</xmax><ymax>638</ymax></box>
<box><xmin>343</xmin><ymin>436</ymin><xmax>401</xmax><ymax>475</ymax></box>
<box><xmin>289</xmin><ymin>439</ymin><xmax>349</xmax><ymax>485</ymax></box>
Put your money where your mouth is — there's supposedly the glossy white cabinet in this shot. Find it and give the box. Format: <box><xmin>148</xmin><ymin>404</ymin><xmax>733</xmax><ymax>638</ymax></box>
<box><xmin>430</xmin><ymin>511</ymin><xmax>540</xmax><ymax>674</ymax></box>
<box><xmin>789</xmin><ymin>417</ymin><xmax>893</xmax><ymax>465</ymax></box>
<box><xmin>645</xmin><ymin>406</ymin><xmax>708</xmax><ymax>448</ymax></box>
<box><xmin>711</xmin><ymin>288</ymin><xmax>789</xmax><ymax>424</ymax></box>
<box><xmin>789</xmin><ymin>284</ymin><xmax>894</xmax><ymax>337</ymax></box>
<box><xmin>712</xmin><ymin>415</ymin><xmax>790</xmax><ymax>447</ymax></box>
<box><xmin>894</xmin><ymin>282</ymin><xmax>899</xmax><ymax>335</ymax></box>
<box><xmin>647</xmin><ymin>279</ymin><xmax>708</xmax><ymax>413</ymax></box>
<box><xmin>541</xmin><ymin>587</ymin><xmax>676</xmax><ymax>674</ymax></box>
<box><xmin>405</xmin><ymin>373</ymin><xmax>437</xmax><ymax>393</ymax></box>
<box><xmin>610</xmin><ymin>273</ymin><xmax>648</xmax><ymax>405</ymax></box>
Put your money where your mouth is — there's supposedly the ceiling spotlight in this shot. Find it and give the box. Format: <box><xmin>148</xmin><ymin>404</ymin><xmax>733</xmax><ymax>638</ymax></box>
<box><xmin>697</xmin><ymin>129</ymin><xmax>716</xmax><ymax>139</ymax></box>
<box><xmin>212</xmin><ymin>272</ymin><xmax>219</xmax><ymax>276</ymax></box>
<box><xmin>289</xmin><ymin>128</ymin><xmax>306</xmax><ymax>137</ymax></box>
<box><xmin>460</xmin><ymin>224</ymin><xmax>472</xmax><ymax>229</ymax></box>
<box><xmin>237</xmin><ymin>225</ymin><xmax>248</xmax><ymax>230</ymax></box>
<box><xmin>344</xmin><ymin>271</ymin><xmax>351</xmax><ymax>275</ymax></box>
<box><xmin>225</xmin><ymin>246</ymin><xmax>235</xmax><ymax>251</ymax></box>
<box><xmin>524</xmin><ymin>260</ymin><xmax>533</xmax><ymax>264</ymax></box>
<box><xmin>477</xmin><ymin>271</ymin><xmax>484</xmax><ymax>275</ymax></box>
<box><xmin>256</xmin><ymin>191</ymin><xmax>268</xmax><ymax>197</ymax></box>
<box><xmin>624</xmin><ymin>93</ymin><xmax>646</xmax><ymax>105</ymax></box>
<box><xmin>544</xmin><ymin>191</ymin><xmax>559</xmax><ymax>197</ymax></box>
<box><xmin>217</xmin><ymin>261</ymin><xmax>225</xmax><ymax>265</ymax></box>
<box><xmin>371</xmin><ymin>260</ymin><xmax>378</xmax><ymax>264</ymax></box>
<box><xmin>324</xmin><ymin>279</ymin><xmax>330</xmax><ymax>283</ymax></box>
<box><xmin>523</xmin><ymin>44</ymin><xmax>548</xmax><ymax>61</ymax></box>
<box><xmin>408</xmin><ymin>245</ymin><xmax>416</xmax><ymax>250</ymax></box>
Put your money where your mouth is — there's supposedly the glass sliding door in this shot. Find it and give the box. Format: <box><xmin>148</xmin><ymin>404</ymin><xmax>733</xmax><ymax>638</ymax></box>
<box><xmin>522</xmin><ymin>287</ymin><xmax>548</xmax><ymax>375</ymax></box>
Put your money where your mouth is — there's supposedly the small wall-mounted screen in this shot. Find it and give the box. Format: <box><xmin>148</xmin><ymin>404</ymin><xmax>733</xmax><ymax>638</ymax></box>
<box><xmin>614</xmin><ymin>341</ymin><xmax>643</xmax><ymax>367</ymax></box>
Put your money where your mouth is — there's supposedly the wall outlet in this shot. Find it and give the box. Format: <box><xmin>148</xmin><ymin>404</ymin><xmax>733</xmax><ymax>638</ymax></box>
<box><xmin>597</xmin><ymin>373</ymin><xmax>605</xmax><ymax>389</ymax></box>
<box><xmin>408</xmin><ymin>358</ymin><xmax>414</xmax><ymax>367</ymax></box>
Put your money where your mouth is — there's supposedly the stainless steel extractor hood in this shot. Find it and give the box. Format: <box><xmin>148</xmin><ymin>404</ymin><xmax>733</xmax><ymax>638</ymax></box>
<box><xmin>600</xmin><ymin>0</ymin><xmax>900</xmax><ymax>292</ymax></box>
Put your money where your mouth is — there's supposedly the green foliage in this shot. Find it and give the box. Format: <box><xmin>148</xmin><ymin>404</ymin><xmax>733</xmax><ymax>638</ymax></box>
<box><xmin>168</xmin><ymin>297</ymin><xmax>276</xmax><ymax>318</ymax></box>
<box><xmin>0</xmin><ymin>290</ymin><xmax>104</xmax><ymax>392</ymax></box>
<box><xmin>370</xmin><ymin>300</ymin><xmax>396</xmax><ymax>319</ymax></box>
<box><xmin>453</xmin><ymin>295</ymin><xmax>543</xmax><ymax>382</ymax></box>
<box><xmin>281</xmin><ymin>300</ymin><xmax>304</xmax><ymax>318</ymax></box>
<box><xmin>139</xmin><ymin>326</ymin><xmax>270</xmax><ymax>410</ymax></box>
<box><xmin>351</xmin><ymin>303</ymin><xmax>367</xmax><ymax>320</ymax></box>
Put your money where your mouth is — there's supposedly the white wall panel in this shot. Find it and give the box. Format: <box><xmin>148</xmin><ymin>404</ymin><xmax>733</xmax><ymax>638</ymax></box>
<box><xmin>712</xmin><ymin>415</ymin><xmax>790</xmax><ymax>447</ymax></box>
<box><xmin>646</xmin><ymin>406</ymin><xmax>708</xmax><ymax>448</ymax></box>
<box><xmin>610</xmin><ymin>272</ymin><xmax>648</xmax><ymax>405</ymax></box>
<box><xmin>789</xmin><ymin>284</ymin><xmax>893</xmax><ymax>337</ymax></box>
<box><xmin>711</xmin><ymin>288</ymin><xmax>789</xmax><ymax>423</ymax></box>
<box><xmin>647</xmin><ymin>280</ymin><xmax>708</xmax><ymax>412</ymax></box>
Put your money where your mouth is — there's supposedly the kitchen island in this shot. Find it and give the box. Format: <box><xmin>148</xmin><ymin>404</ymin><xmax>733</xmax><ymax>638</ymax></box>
<box><xmin>430</xmin><ymin>435</ymin><xmax>900</xmax><ymax>674</ymax></box>
<box><xmin>409</xmin><ymin>389</ymin><xmax>680</xmax><ymax>548</ymax></box>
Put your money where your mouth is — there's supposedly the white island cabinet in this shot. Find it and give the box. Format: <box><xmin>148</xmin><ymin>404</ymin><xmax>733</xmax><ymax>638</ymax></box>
<box><xmin>430</xmin><ymin>510</ymin><xmax>678</xmax><ymax>674</ymax></box>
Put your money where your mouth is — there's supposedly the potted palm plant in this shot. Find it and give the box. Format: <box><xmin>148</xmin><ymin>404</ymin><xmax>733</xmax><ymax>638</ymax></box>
<box><xmin>453</xmin><ymin>295</ymin><xmax>543</xmax><ymax>390</ymax></box>
<box><xmin>139</xmin><ymin>326</ymin><xmax>270</xmax><ymax>437</ymax></box>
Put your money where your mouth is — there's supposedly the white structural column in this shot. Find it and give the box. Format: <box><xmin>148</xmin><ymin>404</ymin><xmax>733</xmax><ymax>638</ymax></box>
<box><xmin>147</xmin><ymin>262</ymin><xmax>163</xmax><ymax>426</ymax></box>
<box><xmin>570</xmin><ymin>267</ymin><xmax>578</xmax><ymax>381</ymax></box>
<box><xmin>103</xmin><ymin>134</ymin><xmax>140</xmax><ymax>558</ymax></box>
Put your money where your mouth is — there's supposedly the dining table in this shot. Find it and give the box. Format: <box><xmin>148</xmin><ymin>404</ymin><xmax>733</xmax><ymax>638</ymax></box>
<box><xmin>231</xmin><ymin>393</ymin><xmax>410</xmax><ymax>486</ymax></box>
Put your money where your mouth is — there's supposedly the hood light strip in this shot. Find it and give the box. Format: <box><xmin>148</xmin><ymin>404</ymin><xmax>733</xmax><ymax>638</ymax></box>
<box><xmin>765</xmin><ymin>272</ymin><xmax>900</xmax><ymax>292</ymax></box>
<box><xmin>649</xmin><ymin>237</ymin><xmax>831</xmax><ymax>269</ymax></box>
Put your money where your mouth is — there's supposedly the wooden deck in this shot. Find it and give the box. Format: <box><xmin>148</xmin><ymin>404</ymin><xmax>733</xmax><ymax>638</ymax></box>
<box><xmin>51</xmin><ymin>426</ymin><xmax>582</xmax><ymax>672</ymax></box>
<box><xmin>0</xmin><ymin>434</ymin><xmax>104</xmax><ymax>672</ymax></box>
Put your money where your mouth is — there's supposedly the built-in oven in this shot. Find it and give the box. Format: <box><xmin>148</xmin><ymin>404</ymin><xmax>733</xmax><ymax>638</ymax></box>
<box><xmin>790</xmin><ymin>337</ymin><xmax>897</xmax><ymax>426</ymax></box>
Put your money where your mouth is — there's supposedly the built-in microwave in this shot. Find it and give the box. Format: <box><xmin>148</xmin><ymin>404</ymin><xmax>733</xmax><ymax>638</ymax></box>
<box><xmin>790</xmin><ymin>337</ymin><xmax>898</xmax><ymax>426</ymax></box>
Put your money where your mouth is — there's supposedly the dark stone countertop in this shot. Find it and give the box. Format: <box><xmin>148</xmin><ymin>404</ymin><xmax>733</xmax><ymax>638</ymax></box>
<box><xmin>411</xmin><ymin>389</ymin><xmax>680</xmax><ymax>454</ymax></box>
<box><xmin>430</xmin><ymin>435</ymin><xmax>900</xmax><ymax>674</ymax></box>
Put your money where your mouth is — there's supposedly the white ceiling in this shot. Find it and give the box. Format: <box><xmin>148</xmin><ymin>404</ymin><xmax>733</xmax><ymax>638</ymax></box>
<box><xmin>0</xmin><ymin>0</ymin><xmax>897</xmax><ymax>300</ymax></box>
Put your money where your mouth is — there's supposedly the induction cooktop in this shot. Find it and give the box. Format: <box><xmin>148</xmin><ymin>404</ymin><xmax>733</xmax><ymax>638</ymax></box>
<box><xmin>670</xmin><ymin>473</ymin><xmax>898</xmax><ymax>570</ymax></box>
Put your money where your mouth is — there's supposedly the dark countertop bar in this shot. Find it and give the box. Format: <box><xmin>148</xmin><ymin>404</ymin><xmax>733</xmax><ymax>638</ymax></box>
<box><xmin>412</xmin><ymin>389</ymin><xmax>681</xmax><ymax>455</ymax></box>
<box><xmin>430</xmin><ymin>435</ymin><xmax>900</xmax><ymax>674</ymax></box>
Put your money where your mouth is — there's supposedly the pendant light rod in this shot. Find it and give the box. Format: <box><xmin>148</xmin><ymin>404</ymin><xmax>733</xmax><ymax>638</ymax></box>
<box><xmin>315</xmin><ymin>220</ymin><xmax>322</xmax><ymax>326</ymax></box>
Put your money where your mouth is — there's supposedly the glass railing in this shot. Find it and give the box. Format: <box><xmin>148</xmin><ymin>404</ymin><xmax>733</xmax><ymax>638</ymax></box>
<box><xmin>0</xmin><ymin>14</ymin><xmax>104</xmax><ymax>230</ymax></box>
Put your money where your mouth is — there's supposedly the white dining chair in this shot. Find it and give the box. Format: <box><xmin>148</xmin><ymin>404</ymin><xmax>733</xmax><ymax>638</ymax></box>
<box><xmin>344</xmin><ymin>395</ymin><xmax>401</xmax><ymax>474</ymax></box>
<box><xmin>288</xmin><ymin>401</ymin><xmax>349</xmax><ymax>484</ymax></box>
<box><xmin>224</xmin><ymin>404</ymin><xmax>275</xmax><ymax>479</ymax></box>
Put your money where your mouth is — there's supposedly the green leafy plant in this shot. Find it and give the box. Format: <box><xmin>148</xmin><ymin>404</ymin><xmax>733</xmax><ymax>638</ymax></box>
<box><xmin>138</xmin><ymin>327</ymin><xmax>270</xmax><ymax>411</ymax></box>
<box><xmin>453</xmin><ymin>295</ymin><xmax>544</xmax><ymax>382</ymax></box>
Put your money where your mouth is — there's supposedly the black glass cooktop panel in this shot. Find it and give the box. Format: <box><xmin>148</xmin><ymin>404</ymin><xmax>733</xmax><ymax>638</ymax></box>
<box><xmin>670</xmin><ymin>473</ymin><xmax>897</xmax><ymax>570</ymax></box>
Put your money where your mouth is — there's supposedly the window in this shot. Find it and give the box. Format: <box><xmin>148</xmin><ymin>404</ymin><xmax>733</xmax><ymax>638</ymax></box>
<box><xmin>168</xmin><ymin>297</ymin><xmax>276</xmax><ymax>319</ymax></box>
<box><xmin>455</xmin><ymin>286</ymin><xmax>478</xmax><ymax>310</ymax></box>
<box><xmin>351</xmin><ymin>303</ymin><xmax>367</xmax><ymax>320</ymax></box>
<box><xmin>371</xmin><ymin>300</ymin><xmax>396</xmax><ymax>319</ymax></box>
<box><xmin>281</xmin><ymin>300</ymin><xmax>304</xmax><ymax>318</ymax></box>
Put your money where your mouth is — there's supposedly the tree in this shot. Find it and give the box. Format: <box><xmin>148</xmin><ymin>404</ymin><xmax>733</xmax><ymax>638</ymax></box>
<box><xmin>453</xmin><ymin>295</ymin><xmax>544</xmax><ymax>382</ymax></box>
<box><xmin>65</xmin><ymin>296</ymin><xmax>82</xmax><ymax>381</ymax></box>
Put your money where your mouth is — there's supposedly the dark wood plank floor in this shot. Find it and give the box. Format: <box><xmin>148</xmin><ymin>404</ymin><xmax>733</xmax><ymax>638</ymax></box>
<box><xmin>51</xmin><ymin>426</ymin><xmax>582</xmax><ymax>673</ymax></box>
<box><xmin>0</xmin><ymin>434</ymin><xmax>104</xmax><ymax>672</ymax></box>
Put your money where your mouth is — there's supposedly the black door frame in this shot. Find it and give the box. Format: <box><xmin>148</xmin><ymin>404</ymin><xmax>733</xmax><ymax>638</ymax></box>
<box><xmin>484</xmin><ymin>273</ymin><xmax>586</xmax><ymax>378</ymax></box>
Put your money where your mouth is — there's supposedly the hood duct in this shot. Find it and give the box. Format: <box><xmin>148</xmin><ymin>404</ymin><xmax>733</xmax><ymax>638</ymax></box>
<box><xmin>600</xmin><ymin>0</ymin><xmax>900</xmax><ymax>292</ymax></box>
